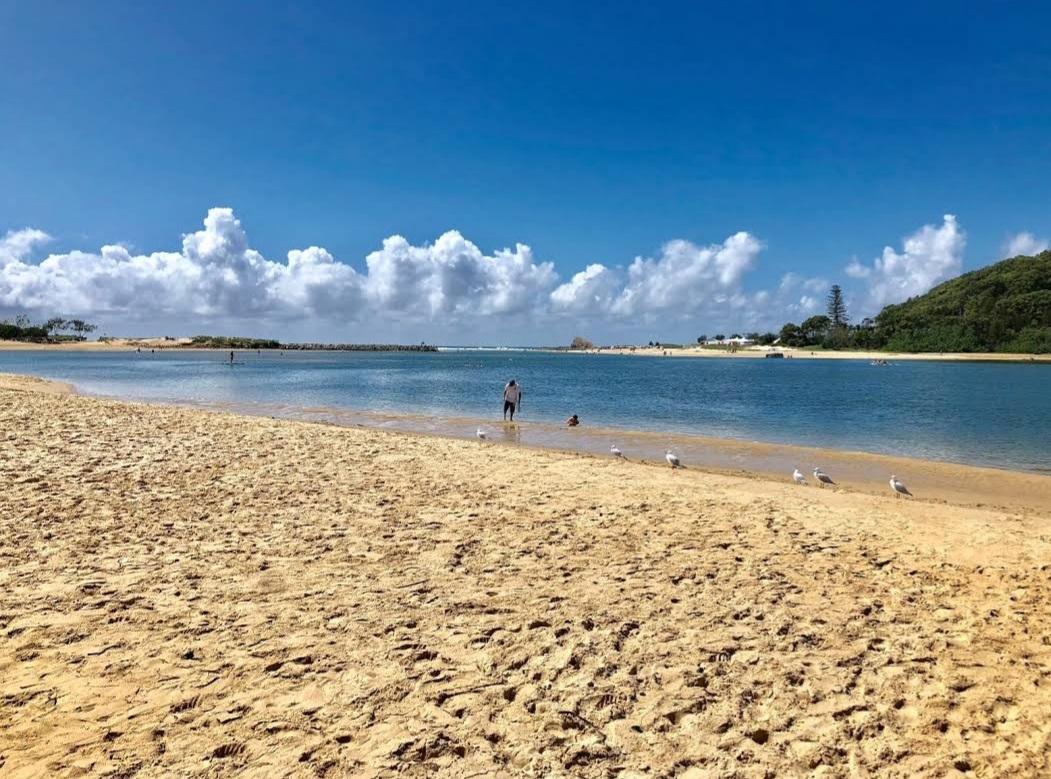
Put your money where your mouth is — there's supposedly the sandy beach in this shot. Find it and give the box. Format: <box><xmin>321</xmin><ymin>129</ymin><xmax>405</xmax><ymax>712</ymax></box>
<box><xmin>0</xmin><ymin>338</ymin><xmax>195</xmax><ymax>351</ymax></box>
<box><xmin>580</xmin><ymin>346</ymin><xmax>1051</xmax><ymax>363</ymax></box>
<box><xmin>2</xmin><ymin>374</ymin><xmax>1051</xmax><ymax>777</ymax></box>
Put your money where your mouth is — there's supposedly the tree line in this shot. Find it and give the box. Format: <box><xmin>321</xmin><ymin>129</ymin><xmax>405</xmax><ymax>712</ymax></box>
<box><xmin>774</xmin><ymin>285</ymin><xmax>867</xmax><ymax>349</ymax></box>
<box><xmin>189</xmin><ymin>335</ymin><xmax>438</xmax><ymax>351</ymax></box>
<box><xmin>0</xmin><ymin>315</ymin><xmax>98</xmax><ymax>342</ymax></box>
<box><xmin>769</xmin><ymin>252</ymin><xmax>1051</xmax><ymax>353</ymax></box>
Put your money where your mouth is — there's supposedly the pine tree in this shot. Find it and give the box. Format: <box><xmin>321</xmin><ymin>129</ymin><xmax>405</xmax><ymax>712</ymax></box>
<box><xmin>827</xmin><ymin>285</ymin><xmax>848</xmax><ymax>328</ymax></box>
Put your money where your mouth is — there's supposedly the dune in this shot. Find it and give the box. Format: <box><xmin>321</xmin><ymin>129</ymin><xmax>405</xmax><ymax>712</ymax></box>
<box><xmin>1</xmin><ymin>376</ymin><xmax>1049</xmax><ymax>776</ymax></box>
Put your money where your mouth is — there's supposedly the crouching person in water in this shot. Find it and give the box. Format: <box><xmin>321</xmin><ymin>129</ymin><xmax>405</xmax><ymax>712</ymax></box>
<box><xmin>503</xmin><ymin>379</ymin><xmax>522</xmax><ymax>422</ymax></box>
<box><xmin>566</xmin><ymin>414</ymin><xmax>580</xmax><ymax>427</ymax></box>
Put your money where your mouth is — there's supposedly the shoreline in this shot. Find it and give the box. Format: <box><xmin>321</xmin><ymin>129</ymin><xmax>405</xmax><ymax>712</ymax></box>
<box><xmin>558</xmin><ymin>345</ymin><xmax>1051</xmax><ymax>363</ymax></box>
<box><xmin>6</xmin><ymin>371</ymin><xmax>1050</xmax><ymax>515</ymax></box>
<box><xmin>182</xmin><ymin>397</ymin><xmax>1051</xmax><ymax>515</ymax></box>
<box><xmin>0</xmin><ymin>372</ymin><xmax>74</xmax><ymax>395</ymax></box>
<box><xmin>2</xmin><ymin>338</ymin><xmax>1050</xmax><ymax>362</ymax></box>
<box><xmin>0</xmin><ymin>338</ymin><xmax>431</xmax><ymax>353</ymax></box>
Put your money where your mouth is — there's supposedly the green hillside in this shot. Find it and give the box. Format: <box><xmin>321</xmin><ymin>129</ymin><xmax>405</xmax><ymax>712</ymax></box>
<box><xmin>873</xmin><ymin>251</ymin><xmax>1051</xmax><ymax>353</ymax></box>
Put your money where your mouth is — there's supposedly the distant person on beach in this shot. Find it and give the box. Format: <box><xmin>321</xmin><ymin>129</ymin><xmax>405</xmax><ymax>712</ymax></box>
<box><xmin>229</xmin><ymin>351</ymin><xmax>234</xmax><ymax>364</ymax></box>
<box><xmin>503</xmin><ymin>379</ymin><xmax>521</xmax><ymax>421</ymax></box>
<box><xmin>566</xmin><ymin>414</ymin><xmax>580</xmax><ymax>427</ymax></box>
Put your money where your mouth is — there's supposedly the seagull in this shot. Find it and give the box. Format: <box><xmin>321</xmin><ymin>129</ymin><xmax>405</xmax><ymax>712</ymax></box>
<box><xmin>813</xmin><ymin>467</ymin><xmax>836</xmax><ymax>487</ymax></box>
<box><xmin>476</xmin><ymin>428</ymin><xmax>488</xmax><ymax>440</ymax></box>
<box><xmin>666</xmin><ymin>450</ymin><xmax>682</xmax><ymax>468</ymax></box>
<box><xmin>610</xmin><ymin>444</ymin><xmax>623</xmax><ymax>458</ymax></box>
<box><xmin>889</xmin><ymin>474</ymin><xmax>912</xmax><ymax>498</ymax></box>
<box><xmin>793</xmin><ymin>468</ymin><xmax>807</xmax><ymax>485</ymax></box>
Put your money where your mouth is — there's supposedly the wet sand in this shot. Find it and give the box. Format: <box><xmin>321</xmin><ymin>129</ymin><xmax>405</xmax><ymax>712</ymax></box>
<box><xmin>186</xmin><ymin>398</ymin><xmax>1051</xmax><ymax>516</ymax></box>
<box><xmin>2</xmin><ymin>374</ymin><xmax>1051</xmax><ymax>777</ymax></box>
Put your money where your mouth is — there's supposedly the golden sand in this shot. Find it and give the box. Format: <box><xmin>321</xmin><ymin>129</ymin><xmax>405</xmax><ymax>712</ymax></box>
<box><xmin>0</xmin><ymin>338</ymin><xmax>194</xmax><ymax>351</ymax></box>
<box><xmin>2</xmin><ymin>376</ymin><xmax>1050</xmax><ymax>777</ymax></box>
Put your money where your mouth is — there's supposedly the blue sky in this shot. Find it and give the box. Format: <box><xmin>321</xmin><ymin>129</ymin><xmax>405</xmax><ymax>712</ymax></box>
<box><xmin>1</xmin><ymin>1</ymin><xmax>1049</xmax><ymax>344</ymax></box>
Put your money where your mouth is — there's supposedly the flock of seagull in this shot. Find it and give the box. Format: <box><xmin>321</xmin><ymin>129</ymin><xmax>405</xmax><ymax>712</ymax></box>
<box><xmin>794</xmin><ymin>467</ymin><xmax>912</xmax><ymax>496</ymax></box>
<box><xmin>476</xmin><ymin>428</ymin><xmax>914</xmax><ymax>499</ymax></box>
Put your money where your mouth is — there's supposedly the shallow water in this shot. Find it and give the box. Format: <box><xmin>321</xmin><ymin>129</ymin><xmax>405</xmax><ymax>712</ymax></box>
<box><xmin>2</xmin><ymin>349</ymin><xmax>1050</xmax><ymax>472</ymax></box>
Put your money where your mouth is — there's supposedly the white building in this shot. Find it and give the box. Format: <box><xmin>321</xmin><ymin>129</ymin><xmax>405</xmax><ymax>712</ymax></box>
<box><xmin>705</xmin><ymin>337</ymin><xmax>755</xmax><ymax>346</ymax></box>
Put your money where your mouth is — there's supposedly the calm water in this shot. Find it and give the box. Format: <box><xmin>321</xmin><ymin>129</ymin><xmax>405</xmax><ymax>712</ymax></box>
<box><xmin>2</xmin><ymin>349</ymin><xmax>1050</xmax><ymax>472</ymax></box>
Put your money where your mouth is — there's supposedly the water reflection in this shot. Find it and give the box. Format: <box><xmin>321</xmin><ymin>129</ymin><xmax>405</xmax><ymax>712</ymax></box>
<box><xmin>498</xmin><ymin>423</ymin><xmax>523</xmax><ymax>445</ymax></box>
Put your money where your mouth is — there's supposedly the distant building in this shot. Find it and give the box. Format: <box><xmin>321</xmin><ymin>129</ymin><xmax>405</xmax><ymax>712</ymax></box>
<box><xmin>706</xmin><ymin>336</ymin><xmax>755</xmax><ymax>346</ymax></box>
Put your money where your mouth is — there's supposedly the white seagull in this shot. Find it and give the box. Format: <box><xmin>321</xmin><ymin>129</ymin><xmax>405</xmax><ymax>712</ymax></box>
<box><xmin>666</xmin><ymin>450</ymin><xmax>682</xmax><ymax>468</ymax></box>
<box><xmin>793</xmin><ymin>468</ymin><xmax>807</xmax><ymax>485</ymax></box>
<box><xmin>813</xmin><ymin>467</ymin><xmax>836</xmax><ymax>487</ymax></box>
<box><xmin>476</xmin><ymin>428</ymin><xmax>488</xmax><ymax>440</ymax></box>
<box><xmin>889</xmin><ymin>474</ymin><xmax>912</xmax><ymax>498</ymax></box>
<box><xmin>610</xmin><ymin>444</ymin><xmax>623</xmax><ymax>458</ymax></box>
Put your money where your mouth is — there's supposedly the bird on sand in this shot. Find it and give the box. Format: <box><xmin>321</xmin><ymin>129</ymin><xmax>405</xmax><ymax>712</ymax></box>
<box><xmin>610</xmin><ymin>444</ymin><xmax>623</xmax><ymax>458</ymax></box>
<box><xmin>792</xmin><ymin>468</ymin><xmax>807</xmax><ymax>485</ymax></box>
<box><xmin>476</xmin><ymin>428</ymin><xmax>488</xmax><ymax>440</ymax></box>
<box><xmin>889</xmin><ymin>475</ymin><xmax>912</xmax><ymax>498</ymax></box>
<box><xmin>813</xmin><ymin>467</ymin><xmax>835</xmax><ymax>487</ymax></box>
<box><xmin>666</xmin><ymin>450</ymin><xmax>682</xmax><ymax>468</ymax></box>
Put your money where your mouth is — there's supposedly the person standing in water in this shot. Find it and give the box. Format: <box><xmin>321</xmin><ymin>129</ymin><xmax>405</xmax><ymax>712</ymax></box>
<box><xmin>229</xmin><ymin>351</ymin><xmax>235</xmax><ymax>365</ymax></box>
<box><xmin>503</xmin><ymin>379</ymin><xmax>522</xmax><ymax>422</ymax></box>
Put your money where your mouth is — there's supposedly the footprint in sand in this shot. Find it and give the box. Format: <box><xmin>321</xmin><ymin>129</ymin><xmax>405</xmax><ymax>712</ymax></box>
<box><xmin>211</xmin><ymin>742</ymin><xmax>246</xmax><ymax>759</ymax></box>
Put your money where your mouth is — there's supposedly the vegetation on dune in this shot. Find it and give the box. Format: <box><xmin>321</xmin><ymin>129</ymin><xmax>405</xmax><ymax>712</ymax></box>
<box><xmin>774</xmin><ymin>252</ymin><xmax>1051</xmax><ymax>353</ymax></box>
<box><xmin>277</xmin><ymin>342</ymin><xmax>438</xmax><ymax>352</ymax></box>
<box><xmin>873</xmin><ymin>252</ymin><xmax>1051</xmax><ymax>353</ymax></box>
<box><xmin>189</xmin><ymin>336</ymin><xmax>438</xmax><ymax>351</ymax></box>
<box><xmin>0</xmin><ymin>315</ymin><xmax>97</xmax><ymax>343</ymax></box>
<box><xmin>0</xmin><ymin>322</ymin><xmax>437</xmax><ymax>351</ymax></box>
<box><xmin>189</xmin><ymin>335</ymin><xmax>282</xmax><ymax>349</ymax></box>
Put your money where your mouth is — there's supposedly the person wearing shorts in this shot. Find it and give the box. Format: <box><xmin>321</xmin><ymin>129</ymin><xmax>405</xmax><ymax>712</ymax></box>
<box><xmin>503</xmin><ymin>379</ymin><xmax>521</xmax><ymax>421</ymax></box>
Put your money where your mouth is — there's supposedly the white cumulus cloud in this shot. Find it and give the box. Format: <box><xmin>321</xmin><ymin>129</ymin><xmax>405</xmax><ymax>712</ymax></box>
<box><xmin>0</xmin><ymin>209</ymin><xmax>571</xmax><ymax>328</ymax></box>
<box><xmin>1001</xmin><ymin>231</ymin><xmax>1049</xmax><ymax>258</ymax></box>
<box><xmin>846</xmin><ymin>214</ymin><xmax>965</xmax><ymax>312</ymax></box>
<box><xmin>550</xmin><ymin>232</ymin><xmax>765</xmax><ymax>323</ymax></box>
<box><xmin>612</xmin><ymin>232</ymin><xmax>763</xmax><ymax>317</ymax></box>
<box><xmin>6</xmin><ymin>207</ymin><xmax>988</xmax><ymax>341</ymax></box>
<box><xmin>363</xmin><ymin>231</ymin><xmax>556</xmax><ymax>318</ymax></box>
<box><xmin>0</xmin><ymin>208</ymin><xmax>366</xmax><ymax>321</ymax></box>
<box><xmin>0</xmin><ymin>228</ymin><xmax>52</xmax><ymax>267</ymax></box>
<box><xmin>549</xmin><ymin>263</ymin><xmax>623</xmax><ymax>315</ymax></box>
<box><xmin>844</xmin><ymin>258</ymin><xmax>870</xmax><ymax>279</ymax></box>
<box><xmin>774</xmin><ymin>273</ymin><xmax>828</xmax><ymax>320</ymax></box>
<box><xmin>0</xmin><ymin>206</ymin><xmax>779</xmax><ymax>336</ymax></box>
